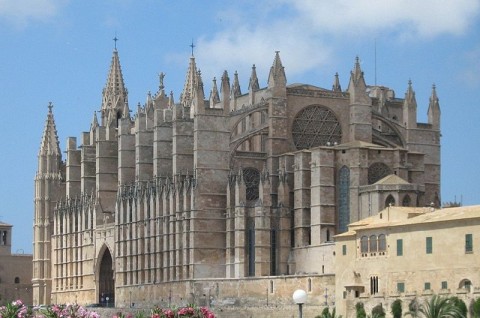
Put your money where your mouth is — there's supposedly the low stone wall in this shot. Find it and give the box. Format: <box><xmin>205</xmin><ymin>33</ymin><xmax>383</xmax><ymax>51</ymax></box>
<box><xmin>85</xmin><ymin>274</ymin><xmax>335</xmax><ymax>317</ymax></box>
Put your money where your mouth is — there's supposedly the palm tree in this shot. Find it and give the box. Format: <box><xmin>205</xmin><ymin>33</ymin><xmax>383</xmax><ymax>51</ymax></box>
<box><xmin>418</xmin><ymin>295</ymin><xmax>465</xmax><ymax>318</ymax></box>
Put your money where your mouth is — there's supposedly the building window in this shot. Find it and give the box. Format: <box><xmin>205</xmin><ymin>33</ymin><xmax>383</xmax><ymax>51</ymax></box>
<box><xmin>426</xmin><ymin>237</ymin><xmax>432</xmax><ymax>254</ymax></box>
<box><xmin>342</xmin><ymin>244</ymin><xmax>347</xmax><ymax>255</ymax></box>
<box><xmin>397</xmin><ymin>282</ymin><xmax>405</xmax><ymax>293</ymax></box>
<box><xmin>378</xmin><ymin>234</ymin><xmax>386</xmax><ymax>253</ymax></box>
<box><xmin>338</xmin><ymin>166</ymin><xmax>350</xmax><ymax>233</ymax></box>
<box><xmin>369</xmin><ymin>235</ymin><xmax>377</xmax><ymax>253</ymax></box>
<box><xmin>441</xmin><ymin>281</ymin><xmax>448</xmax><ymax>290</ymax></box>
<box><xmin>361</xmin><ymin>236</ymin><xmax>368</xmax><ymax>254</ymax></box>
<box><xmin>370</xmin><ymin>276</ymin><xmax>379</xmax><ymax>295</ymax></box>
<box><xmin>14</xmin><ymin>277</ymin><xmax>20</xmax><ymax>284</ymax></box>
<box><xmin>243</xmin><ymin>168</ymin><xmax>260</xmax><ymax>201</ymax></box>
<box><xmin>466</xmin><ymin>234</ymin><xmax>473</xmax><ymax>253</ymax></box>
<box><xmin>424</xmin><ymin>282</ymin><xmax>431</xmax><ymax>290</ymax></box>
<box><xmin>402</xmin><ymin>195</ymin><xmax>411</xmax><ymax>207</ymax></box>
<box><xmin>1</xmin><ymin>231</ymin><xmax>6</xmax><ymax>245</ymax></box>
<box><xmin>396</xmin><ymin>239</ymin><xmax>403</xmax><ymax>256</ymax></box>
<box><xmin>385</xmin><ymin>195</ymin><xmax>395</xmax><ymax>207</ymax></box>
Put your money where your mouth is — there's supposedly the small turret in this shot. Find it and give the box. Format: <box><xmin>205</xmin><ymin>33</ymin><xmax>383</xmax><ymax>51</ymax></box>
<box><xmin>249</xmin><ymin>64</ymin><xmax>259</xmax><ymax>105</ymax></box>
<box><xmin>191</xmin><ymin>70</ymin><xmax>205</xmax><ymax>117</ymax></box>
<box><xmin>209</xmin><ymin>77</ymin><xmax>220</xmax><ymax>106</ymax></box>
<box><xmin>221</xmin><ymin>70</ymin><xmax>230</xmax><ymax>114</ymax></box>
<box><xmin>403</xmin><ymin>80</ymin><xmax>417</xmax><ymax>128</ymax></box>
<box><xmin>347</xmin><ymin>56</ymin><xmax>370</xmax><ymax>105</ymax></box>
<box><xmin>347</xmin><ymin>56</ymin><xmax>372</xmax><ymax>142</ymax></box>
<box><xmin>231</xmin><ymin>71</ymin><xmax>242</xmax><ymax>98</ymax></box>
<box><xmin>332</xmin><ymin>72</ymin><xmax>342</xmax><ymax>92</ymax></box>
<box><xmin>428</xmin><ymin>84</ymin><xmax>440</xmax><ymax>130</ymax></box>
<box><xmin>230</xmin><ymin>71</ymin><xmax>241</xmax><ymax>111</ymax></box>
<box><xmin>268</xmin><ymin>51</ymin><xmax>286</xmax><ymax>89</ymax></box>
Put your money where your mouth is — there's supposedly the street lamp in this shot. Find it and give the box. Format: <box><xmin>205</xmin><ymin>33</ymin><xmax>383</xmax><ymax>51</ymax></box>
<box><xmin>293</xmin><ymin>289</ymin><xmax>307</xmax><ymax>318</ymax></box>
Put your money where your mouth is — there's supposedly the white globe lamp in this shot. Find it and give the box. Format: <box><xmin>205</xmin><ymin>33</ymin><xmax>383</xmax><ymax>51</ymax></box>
<box><xmin>293</xmin><ymin>289</ymin><xmax>307</xmax><ymax>318</ymax></box>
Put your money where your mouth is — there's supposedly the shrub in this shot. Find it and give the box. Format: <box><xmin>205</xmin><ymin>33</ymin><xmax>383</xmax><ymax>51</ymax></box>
<box><xmin>391</xmin><ymin>299</ymin><xmax>402</xmax><ymax>318</ymax></box>
<box><xmin>356</xmin><ymin>302</ymin><xmax>367</xmax><ymax>318</ymax></box>
<box><xmin>371</xmin><ymin>304</ymin><xmax>385</xmax><ymax>318</ymax></box>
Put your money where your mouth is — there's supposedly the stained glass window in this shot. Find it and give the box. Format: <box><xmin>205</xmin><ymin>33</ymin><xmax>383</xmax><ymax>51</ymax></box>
<box><xmin>243</xmin><ymin>168</ymin><xmax>260</xmax><ymax>201</ymax></box>
<box><xmin>338</xmin><ymin>166</ymin><xmax>350</xmax><ymax>233</ymax></box>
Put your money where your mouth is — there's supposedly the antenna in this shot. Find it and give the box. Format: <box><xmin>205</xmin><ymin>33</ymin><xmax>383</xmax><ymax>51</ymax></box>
<box><xmin>374</xmin><ymin>38</ymin><xmax>377</xmax><ymax>86</ymax></box>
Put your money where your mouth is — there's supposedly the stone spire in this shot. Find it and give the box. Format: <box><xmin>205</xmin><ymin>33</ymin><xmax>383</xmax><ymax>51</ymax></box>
<box><xmin>101</xmin><ymin>48</ymin><xmax>128</xmax><ymax>126</ymax></box>
<box><xmin>90</xmin><ymin>111</ymin><xmax>99</xmax><ymax>131</ymax></box>
<box><xmin>347</xmin><ymin>56</ymin><xmax>369</xmax><ymax>104</ymax></box>
<box><xmin>209</xmin><ymin>77</ymin><xmax>220</xmax><ymax>105</ymax></box>
<box><xmin>191</xmin><ymin>70</ymin><xmax>205</xmax><ymax>117</ymax></box>
<box><xmin>221</xmin><ymin>70</ymin><xmax>230</xmax><ymax>113</ymax></box>
<box><xmin>268</xmin><ymin>51</ymin><xmax>286</xmax><ymax>88</ymax></box>
<box><xmin>428</xmin><ymin>84</ymin><xmax>441</xmax><ymax>130</ymax></box>
<box><xmin>181</xmin><ymin>56</ymin><xmax>197</xmax><ymax>107</ymax></box>
<box><xmin>231</xmin><ymin>71</ymin><xmax>242</xmax><ymax>98</ymax></box>
<box><xmin>39</xmin><ymin>102</ymin><xmax>61</xmax><ymax>159</ymax></box>
<box><xmin>248</xmin><ymin>64</ymin><xmax>260</xmax><ymax>91</ymax></box>
<box><xmin>332</xmin><ymin>72</ymin><xmax>342</xmax><ymax>92</ymax></box>
<box><xmin>403</xmin><ymin>80</ymin><xmax>417</xmax><ymax>128</ymax></box>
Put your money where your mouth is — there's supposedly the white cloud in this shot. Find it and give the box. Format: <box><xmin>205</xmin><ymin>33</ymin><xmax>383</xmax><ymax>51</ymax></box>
<box><xmin>287</xmin><ymin>0</ymin><xmax>480</xmax><ymax>38</ymax></box>
<box><xmin>191</xmin><ymin>0</ymin><xmax>480</xmax><ymax>85</ymax></box>
<box><xmin>0</xmin><ymin>0</ymin><xmax>65</xmax><ymax>27</ymax></box>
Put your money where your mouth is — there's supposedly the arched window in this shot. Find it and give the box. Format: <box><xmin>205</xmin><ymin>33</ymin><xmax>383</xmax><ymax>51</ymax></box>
<box><xmin>378</xmin><ymin>234</ymin><xmax>386</xmax><ymax>252</ymax></box>
<box><xmin>385</xmin><ymin>195</ymin><xmax>395</xmax><ymax>207</ymax></box>
<box><xmin>369</xmin><ymin>235</ymin><xmax>377</xmax><ymax>253</ymax></box>
<box><xmin>292</xmin><ymin>105</ymin><xmax>342</xmax><ymax>150</ymax></box>
<box><xmin>338</xmin><ymin>166</ymin><xmax>350</xmax><ymax>233</ymax></box>
<box><xmin>368</xmin><ymin>162</ymin><xmax>392</xmax><ymax>184</ymax></box>
<box><xmin>243</xmin><ymin>168</ymin><xmax>260</xmax><ymax>201</ymax></box>
<box><xmin>402</xmin><ymin>195</ymin><xmax>411</xmax><ymax>207</ymax></box>
<box><xmin>326</xmin><ymin>229</ymin><xmax>331</xmax><ymax>242</ymax></box>
<box><xmin>360</xmin><ymin>236</ymin><xmax>369</xmax><ymax>253</ymax></box>
<box><xmin>459</xmin><ymin>279</ymin><xmax>472</xmax><ymax>292</ymax></box>
<box><xmin>14</xmin><ymin>277</ymin><xmax>20</xmax><ymax>284</ymax></box>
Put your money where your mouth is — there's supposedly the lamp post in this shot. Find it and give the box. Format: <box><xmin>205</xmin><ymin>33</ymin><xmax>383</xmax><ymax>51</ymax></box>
<box><xmin>293</xmin><ymin>289</ymin><xmax>307</xmax><ymax>318</ymax></box>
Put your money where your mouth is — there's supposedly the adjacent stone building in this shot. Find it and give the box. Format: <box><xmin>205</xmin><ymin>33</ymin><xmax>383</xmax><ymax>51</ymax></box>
<box><xmin>32</xmin><ymin>47</ymin><xmax>440</xmax><ymax>308</ymax></box>
<box><xmin>0</xmin><ymin>222</ymin><xmax>33</xmax><ymax>305</ymax></box>
<box><xmin>335</xmin><ymin>205</ymin><xmax>480</xmax><ymax>318</ymax></box>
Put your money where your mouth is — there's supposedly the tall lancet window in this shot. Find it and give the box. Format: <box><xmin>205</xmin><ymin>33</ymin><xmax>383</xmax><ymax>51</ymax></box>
<box><xmin>243</xmin><ymin>168</ymin><xmax>260</xmax><ymax>202</ymax></box>
<box><xmin>338</xmin><ymin>166</ymin><xmax>350</xmax><ymax>233</ymax></box>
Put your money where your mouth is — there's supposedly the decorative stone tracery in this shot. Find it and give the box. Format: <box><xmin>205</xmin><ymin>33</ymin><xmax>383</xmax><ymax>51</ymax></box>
<box><xmin>292</xmin><ymin>105</ymin><xmax>342</xmax><ymax>150</ymax></box>
<box><xmin>243</xmin><ymin>168</ymin><xmax>260</xmax><ymax>201</ymax></box>
<box><xmin>367</xmin><ymin>162</ymin><xmax>392</xmax><ymax>184</ymax></box>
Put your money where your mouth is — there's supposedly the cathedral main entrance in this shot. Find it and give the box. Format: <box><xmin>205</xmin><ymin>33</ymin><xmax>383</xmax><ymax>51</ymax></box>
<box><xmin>98</xmin><ymin>248</ymin><xmax>114</xmax><ymax>307</ymax></box>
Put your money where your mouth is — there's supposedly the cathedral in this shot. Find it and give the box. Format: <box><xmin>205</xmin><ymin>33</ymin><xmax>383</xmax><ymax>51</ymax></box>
<box><xmin>32</xmin><ymin>47</ymin><xmax>440</xmax><ymax>308</ymax></box>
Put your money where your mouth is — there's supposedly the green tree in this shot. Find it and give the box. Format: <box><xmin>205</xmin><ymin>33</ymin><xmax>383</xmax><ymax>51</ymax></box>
<box><xmin>391</xmin><ymin>299</ymin><xmax>402</xmax><ymax>318</ymax></box>
<box><xmin>472</xmin><ymin>298</ymin><xmax>480</xmax><ymax>318</ymax></box>
<box><xmin>372</xmin><ymin>304</ymin><xmax>386</xmax><ymax>318</ymax></box>
<box><xmin>418</xmin><ymin>295</ymin><xmax>464</xmax><ymax>318</ymax></box>
<box><xmin>356</xmin><ymin>302</ymin><xmax>367</xmax><ymax>318</ymax></box>
<box><xmin>316</xmin><ymin>307</ymin><xmax>342</xmax><ymax>318</ymax></box>
<box><xmin>405</xmin><ymin>298</ymin><xmax>420</xmax><ymax>318</ymax></box>
<box><xmin>449</xmin><ymin>297</ymin><xmax>467</xmax><ymax>318</ymax></box>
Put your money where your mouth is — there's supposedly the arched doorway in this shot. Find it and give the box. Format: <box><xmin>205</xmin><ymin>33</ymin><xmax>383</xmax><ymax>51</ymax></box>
<box><xmin>99</xmin><ymin>248</ymin><xmax>114</xmax><ymax>306</ymax></box>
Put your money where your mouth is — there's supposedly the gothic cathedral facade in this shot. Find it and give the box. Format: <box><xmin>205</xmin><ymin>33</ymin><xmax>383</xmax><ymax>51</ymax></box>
<box><xmin>33</xmin><ymin>49</ymin><xmax>440</xmax><ymax>306</ymax></box>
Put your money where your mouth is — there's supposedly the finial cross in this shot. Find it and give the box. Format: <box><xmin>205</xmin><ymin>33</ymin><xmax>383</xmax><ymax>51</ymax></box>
<box><xmin>48</xmin><ymin>101</ymin><xmax>53</xmax><ymax>112</ymax></box>
<box><xmin>190</xmin><ymin>39</ymin><xmax>195</xmax><ymax>56</ymax></box>
<box><xmin>113</xmin><ymin>36</ymin><xmax>118</xmax><ymax>49</ymax></box>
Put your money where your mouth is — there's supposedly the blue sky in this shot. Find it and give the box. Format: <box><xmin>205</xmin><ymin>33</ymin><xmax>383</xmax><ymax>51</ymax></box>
<box><xmin>0</xmin><ymin>0</ymin><xmax>479</xmax><ymax>253</ymax></box>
